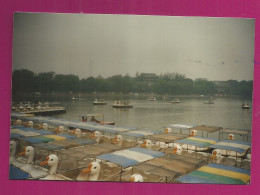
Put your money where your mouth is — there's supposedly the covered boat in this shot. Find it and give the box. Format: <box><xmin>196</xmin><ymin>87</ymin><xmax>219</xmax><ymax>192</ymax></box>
<box><xmin>93</xmin><ymin>99</ymin><xmax>107</xmax><ymax>105</ymax></box>
<box><xmin>176</xmin><ymin>163</ymin><xmax>250</xmax><ymax>184</ymax></box>
<box><xmin>112</xmin><ymin>101</ymin><xmax>133</xmax><ymax>108</ymax></box>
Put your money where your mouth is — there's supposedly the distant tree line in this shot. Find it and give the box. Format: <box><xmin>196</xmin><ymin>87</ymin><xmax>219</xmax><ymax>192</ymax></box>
<box><xmin>12</xmin><ymin>69</ymin><xmax>253</xmax><ymax>97</ymax></box>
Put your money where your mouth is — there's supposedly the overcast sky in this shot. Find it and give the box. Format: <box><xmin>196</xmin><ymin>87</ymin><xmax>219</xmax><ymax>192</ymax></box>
<box><xmin>13</xmin><ymin>13</ymin><xmax>255</xmax><ymax>81</ymax></box>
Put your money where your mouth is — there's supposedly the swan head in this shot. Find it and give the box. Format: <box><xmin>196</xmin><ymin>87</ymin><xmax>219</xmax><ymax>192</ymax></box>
<box><xmin>141</xmin><ymin>139</ymin><xmax>152</xmax><ymax>148</ymax></box>
<box><xmin>14</xmin><ymin>119</ymin><xmax>22</xmax><ymax>125</ymax></box>
<box><xmin>112</xmin><ymin>135</ymin><xmax>123</xmax><ymax>144</ymax></box>
<box><xmin>54</xmin><ymin>126</ymin><xmax>64</xmax><ymax>133</ymax></box>
<box><xmin>173</xmin><ymin>144</ymin><xmax>183</xmax><ymax>155</ymax></box>
<box><xmin>40</xmin><ymin>154</ymin><xmax>58</xmax><ymax>167</ymax></box>
<box><xmin>24</xmin><ymin>121</ymin><xmax>33</xmax><ymax>128</ymax></box>
<box><xmin>41</xmin><ymin>123</ymin><xmax>48</xmax><ymax>130</ymax></box>
<box><xmin>129</xmin><ymin>174</ymin><xmax>144</xmax><ymax>182</ymax></box>
<box><xmin>10</xmin><ymin>141</ymin><xmax>16</xmax><ymax>151</ymax></box>
<box><xmin>73</xmin><ymin>128</ymin><xmax>82</xmax><ymax>137</ymax></box>
<box><xmin>164</xmin><ymin>128</ymin><xmax>171</xmax><ymax>134</ymax></box>
<box><xmin>18</xmin><ymin>146</ymin><xmax>34</xmax><ymax>157</ymax></box>
<box><xmin>90</xmin><ymin>131</ymin><xmax>101</xmax><ymax>138</ymax></box>
<box><xmin>228</xmin><ymin>134</ymin><xmax>235</xmax><ymax>140</ymax></box>
<box><xmin>81</xmin><ymin>162</ymin><xmax>101</xmax><ymax>175</ymax></box>
<box><xmin>211</xmin><ymin>149</ymin><xmax>221</xmax><ymax>159</ymax></box>
<box><xmin>190</xmin><ymin>130</ymin><xmax>198</xmax><ymax>136</ymax></box>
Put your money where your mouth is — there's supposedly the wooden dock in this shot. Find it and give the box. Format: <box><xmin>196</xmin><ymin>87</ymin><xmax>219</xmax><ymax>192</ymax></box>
<box><xmin>21</xmin><ymin>107</ymin><xmax>66</xmax><ymax>115</ymax></box>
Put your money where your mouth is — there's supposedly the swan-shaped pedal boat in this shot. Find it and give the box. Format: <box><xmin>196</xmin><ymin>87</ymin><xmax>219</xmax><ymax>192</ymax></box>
<box><xmin>40</xmin><ymin>154</ymin><xmax>72</xmax><ymax>180</ymax></box>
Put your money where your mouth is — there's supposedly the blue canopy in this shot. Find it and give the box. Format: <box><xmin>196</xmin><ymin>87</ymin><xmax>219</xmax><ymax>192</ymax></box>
<box><xmin>97</xmin><ymin>147</ymin><xmax>165</xmax><ymax>168</ymax></box>
<box><xmin>9</xmin><ymin>165</ymin><xmax>31</xmax><ymax>179</ymax></box>
<box><xmin>209</xmin><ymin>140</ymin><xmax>251</xmax><ymax>154</ymax></box>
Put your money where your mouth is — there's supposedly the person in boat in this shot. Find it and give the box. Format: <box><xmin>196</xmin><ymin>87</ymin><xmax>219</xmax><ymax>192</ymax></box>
<box><xmin>91</xmin><ymin>116</ymin><xmax>101</xmax><ymax>123</ymax></box>
<box><xmin>82</xmin><ymin>116</ymin><xmax>87</xmax><ymax>122</ymax></box>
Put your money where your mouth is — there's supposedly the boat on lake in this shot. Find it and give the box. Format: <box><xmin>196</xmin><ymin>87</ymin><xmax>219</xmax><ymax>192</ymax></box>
<box><xmin>112</xmin><ymin>101</ymin><xmax>133</xmax><ymax>108</ymax></box>
<box><xmin>203</xmin><ymin>97</ymin><xmax>214</xmax><ymax>104</ymax></box>
<box><xmin>146</xmin><ymin>97</ymin><xmax>157</xmax><ymax>101</ymax></box>
<box><xmin>171</xmin><ymin>99</ymin><xmax>181</xmax><ymax>103</ymax></box>
<box><xmin>242</xmin><ymin>103</ymin><xmax>250</xmax><ymax>109</ymax></box>
<box><xmin>72</xmin><ymin>96</ymin><xmax>79</xmax><ymax>100</ymax></box>
<box><xmin>93</xmin><ymin>99</ymin><xmax>107</xmax><ymax>105</ymax></box>
<box><xmin>82</xmin><ymin>113</ymin><xmax>115</xmax><ymax>125</ymax></box>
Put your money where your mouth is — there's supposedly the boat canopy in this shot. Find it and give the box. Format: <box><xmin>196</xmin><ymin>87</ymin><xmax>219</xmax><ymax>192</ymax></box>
<box><xmin>59</xmin><ymin>143</ymin><xmax>123</xmax><ymax>160</ymax></box>
<box><xmin>209</xmin><ymin>140</ymin><xmax>251</xmax><ymax>154</ymax></box>
<box><xmin>11</xmin><ymin>125</ymin><xmax>54</xmax><ymax>135</ymax></box>
<box><xmin>134</xmin><ymin>154</ymin><xmax>206</xmax><ymax>180</ymax></box>
<box><xmin>97</xmin><ymin>147</ymin><xmax>165</xmax><ymax>168</ymax></box>
<box><xmin>170</xmin><ymin>124</ymin><xmax>196</xmax><ymax>129</ymax></box>
<box><xmin>175</xmin><ymin>136</ymin><xmax>218</xmax><ymax>148</ymax></box>
<box><xmin>190</xmin><ymin>125</ymin><xmax>222</xmax><ymax>133</ymax></box>
<box><xmin>34</xmin><ymin>138</ymin><xmax>96</xmax><ymax>151</ymax></box>
<box><xmin>21</xmin><ymin>134</ymin><xmax>75</xmax><ymax>144</ymax></box>
<box><xmin>9</xmin><ymin>165</ymin><xmax>31</xmax><ymax>179</ymax></box>
<box><xmin>145</xmin><ymin>134</ymin><xmax>189</xmax><ymax>143</ymax></box>
<box><xmin>13</xmin><ymin>114</ymin><xmax>135</xmax><ymax>134</ymax></box>
<box><xmin>122</xmin><ymin>130</ymin><xmax>159</xmax><ymax>138</ymax></box>
<box><xmin>177</xmin><ymin>163</ymin><xmax>250</xmax><ymax>184</ymax></box>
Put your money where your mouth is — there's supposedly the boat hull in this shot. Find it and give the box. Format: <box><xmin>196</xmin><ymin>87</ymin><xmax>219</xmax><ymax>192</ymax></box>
<box><xmin>112</xmin><ymin>105</ymin><xmax>133</xmax><ymax>108</ymax></box>
<box><xmin>93</xmin><ymin>102</ymin><xmax>107</xmax><ymax>105</ymax></box>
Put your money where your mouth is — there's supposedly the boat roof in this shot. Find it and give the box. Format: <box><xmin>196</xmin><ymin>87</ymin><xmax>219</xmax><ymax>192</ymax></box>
<box><xmin>13</xmin><ymin>115</ymin><xmax>135</xmax><ymax>134</ymax></box>
<box><xmin>190</xmin><ymin>125</ymin><xmax>223</xmax><ymax>133</ymax></box>
<box><xmin>34</xmin><ymin>138</ymin><xmax>96</xmax><ymax>151</ymax></box>
<box><xmin>11</xmin><ymin>125</ymin><xmax>54</xmax><ymax>136</ymax></box>
<box><xmin>97</xmin><ymin>147</ymin><xmax>165</xmax><ymax>168</ymax></box>
<box><xmin>58</xmin><ymin>143</ymin><xmax>123</xmax><ymax>160</ymax></box>
<box><xmin>133</xmin><ymin>154</ymin><xmax>207</xmax><ymax>179</ymax></box>
<box><xmin>85</xmin><ymin>114</ymin><xmax>104</xmax><ymax>117</ymax></box>
<box><xmin>209</xmin><ymin>140</ymin><xmax>251</xmax><ymax>154</ymax></box>
<box><xmin>222</xmin><ymin>128</ymin><xmax>251</xmax><ymax>135</ymax></box>
<box><xmin>9</xmin><ymin>165</ymin><xmax>31</xmax><ymax>179</ymax></box>
<box><xmin>145</xmin><ymin>133</ymin><xmax>189</xmax><ymax>143</ymax></box>
<box><xmin>176</xmin><ymin>163</ymin><xmax>250</xmax><ymax>184</ymax></box>
<box><xmin>175</xmin><ymin>136</ymin><xmax>218</xmax><ymax>148</ymax></box>
<box><xmin>122</xmin><ymin>130</ymin><xmax>160</xmax><ymax>138</ymax></box>
<box><xmin>20</xmin><ymin>134</ymin><xmax>76</xmax><ymax>144</ymax></box>
<box><xmin>170</xmin><ymin>124</ymin><xmax>196</xmax><ymax>129</ymax></box>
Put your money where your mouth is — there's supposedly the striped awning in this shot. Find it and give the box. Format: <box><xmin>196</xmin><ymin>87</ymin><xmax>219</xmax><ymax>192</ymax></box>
<box><xmin>177</xmin><ymin>163</ymin><xmax>250</xmax><ymax>184</ymax></box>
<box><xmin>175</xmin><ymin>136</ymin><xmax>218</xmax><ymax>148</ymax></box>
<box><xmin>170</xmin><ymin>124</ymin><xmax>196</xmax><ymax>129</ymax></box>
<box><xmin>122</xmin><ymin>130</ymin><xmax>159</xmax><ymax>138</ymax></box>
<box><xmin>97</xmin><ymin>147</ymin><xmax>165</xmax><ymax>168</ymax></box>
<box><xmin>209</xmin><ymin>140</ymin><xmax>251</xmax><ymax>154</ymax></box>
<box><xmin>22</xmin><ymin>134</ymin><xmax>75</xmax><ymax>143</ymax></box>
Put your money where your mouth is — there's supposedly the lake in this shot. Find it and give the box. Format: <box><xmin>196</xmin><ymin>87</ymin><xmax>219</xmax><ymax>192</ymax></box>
<box><xmin>35</xmin><ymin>96</ymin><xmax>252</xmax><ymax>141</ymax></box>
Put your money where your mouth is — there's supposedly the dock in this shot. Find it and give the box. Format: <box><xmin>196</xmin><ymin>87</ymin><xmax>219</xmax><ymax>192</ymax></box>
<box><xmin>21</xmin><ymin>107</ymin><xmax>66</xmax><ymax>115</ymax></box>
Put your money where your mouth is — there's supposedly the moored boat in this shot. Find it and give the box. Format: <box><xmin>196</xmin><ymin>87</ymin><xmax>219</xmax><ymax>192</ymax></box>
<box><xmin>146</xmin><ymin>97</ymin><xmax>157</xmax><ymax>101</ymax></box>
<box><xmin>93</xmin><ymin>99</ymin><xmax>107</xmax><ymax>105</ymax></box>
<box><xmin>171</xmin><ymin>99</ymin><xmax>181</xmax><ymax>103</ymax></box>
<box><xmin>242</xmin><ymin>103</ymin><xmax>250</xmax><ymax>109</ymax></box>
<box><xmin>112</xmin><ymin>101</ymin><xmax>133</xmax><ymax>108</ymax></box>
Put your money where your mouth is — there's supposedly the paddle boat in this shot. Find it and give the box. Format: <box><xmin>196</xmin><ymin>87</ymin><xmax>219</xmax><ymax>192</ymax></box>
<box><xmin>242</xmin><ymin>103</ymin><xmax>250</xmax><ymax>109</ymax></box>
<box><xmin>171</xmin><ymin>99</ymin><xmax>181</xmax><ymax>103</ymax></box>
<box><xmin>146</xmin><ymin>97</ymin><xmax>157</xmax><ymax>101</ymax></box>
<box><xmin>93</xmin><ymin>99</ymin><xmax>107</xmax><ymax>105</ymax></box>
<box><xmin>113</xmin><ymin>101</ymin><xmax>133</xmax><ymax>108</ymax></box>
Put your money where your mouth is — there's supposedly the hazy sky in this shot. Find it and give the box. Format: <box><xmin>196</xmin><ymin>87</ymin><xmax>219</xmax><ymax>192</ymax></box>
<box><xmin>13</xmin><ymin>13</ymin><xmax>255</xmax><ymax>81</ymax></box>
